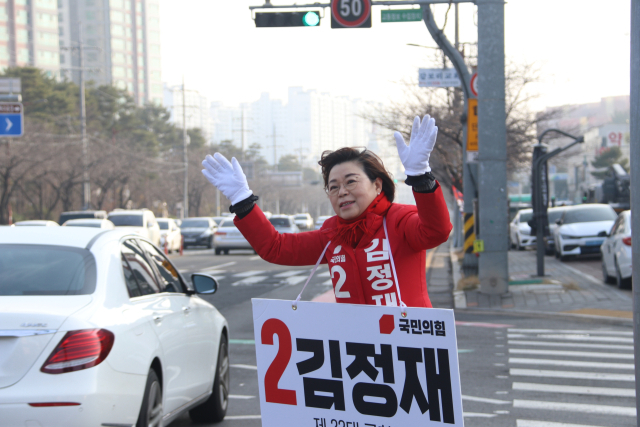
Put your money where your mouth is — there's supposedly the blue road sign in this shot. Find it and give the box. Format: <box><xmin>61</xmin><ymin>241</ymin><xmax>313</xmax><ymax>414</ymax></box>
<box><xmin>0</xmin><ymin>103</ymin><xmax>23</xmax><ymax>137</ymax></box>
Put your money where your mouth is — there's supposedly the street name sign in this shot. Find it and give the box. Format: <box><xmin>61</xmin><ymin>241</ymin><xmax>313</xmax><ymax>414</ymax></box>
<box><xmin>467</xmin><ymin>98</ymin><xmax>478</xmax><ymax>151</ymax></box>
<box><xmin>331</xmin><ymin>0</ymin><xmax>372</xmax><ymax>28</ymax></box>
<box><xmin>381</xmin><ymin>9</ymin><xmax>422</xmax><ymax>23</ymax></box>
<box><xmin>419</xmin><ymin>68</ymin><xmax>461</xmax><ymax>88</ymax></box>
<box><xmin>0</xmin><ymin>103</ymin><xmax>24</xmax><ymax>137</ymax></box>
<box><xmin>0</xmin><ymin>78</ymin><xmax>21</xmax><ymax>93</ymax></box>
<box><xmin>253</xmin><ymin>298</ymin><xmax>464</xmax><ymax>427</ymax></box>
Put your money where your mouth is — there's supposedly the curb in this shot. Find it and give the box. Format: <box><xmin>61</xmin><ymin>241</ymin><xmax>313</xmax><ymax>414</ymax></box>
<box><xmin>455</xmin><ymin>307</ymin><xmax>634</xmax><ymax>326</ymax></box>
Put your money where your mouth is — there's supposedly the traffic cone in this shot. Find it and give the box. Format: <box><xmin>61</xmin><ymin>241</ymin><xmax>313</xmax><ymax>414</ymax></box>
<box><xmin>179</xmin><ymin>236</ymin><xmax>184</xmax><ymax>256</ymax></box>
<box><xmin>164</xmin><ymin>240</ymin><xmax>169</xmax><ymax>255</ymax></box>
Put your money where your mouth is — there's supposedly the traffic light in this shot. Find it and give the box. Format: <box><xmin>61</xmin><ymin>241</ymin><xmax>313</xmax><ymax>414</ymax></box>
<box><xmin>255</xmin><ymin>11</ymin><xmax>321</xmax><ymax>27</ymax></box>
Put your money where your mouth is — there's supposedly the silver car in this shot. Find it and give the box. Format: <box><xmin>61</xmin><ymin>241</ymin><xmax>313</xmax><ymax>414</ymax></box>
<box><xmin>213</xmin><ymin>218</ymin><xmax>253</xmax><ymax>255</ymax></box>
<box><xmin>269</xmin><ymin>215</ymin><xmax>300</xmax><ymax>234</ymax></box>
<box><xmin>293</xmin><ymin>213</ymin><xmax>313</xmax><ymax>230</ymax></box>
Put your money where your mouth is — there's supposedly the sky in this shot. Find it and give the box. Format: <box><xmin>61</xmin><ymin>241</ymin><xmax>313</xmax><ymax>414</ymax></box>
<box><xmin>159</xmin><ymin>0</ymin><xmax>631</xmax><ymax>112</ymax></box>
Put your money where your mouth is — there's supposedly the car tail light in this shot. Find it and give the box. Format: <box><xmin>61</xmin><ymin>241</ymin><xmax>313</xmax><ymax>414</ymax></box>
<box><xmin>215</xmin><ymin>232</ymin><xmax>226</xmax><ymax>236</ymax></box>
<box><xmin>41</xmin><ymin>329</ymin><xmax>114</xmax><ymax>374</ymax></box>
<box><xmin>622</xmin><ymin>237</ymin><xmax>632</xmax><ymax>246</ymax></box>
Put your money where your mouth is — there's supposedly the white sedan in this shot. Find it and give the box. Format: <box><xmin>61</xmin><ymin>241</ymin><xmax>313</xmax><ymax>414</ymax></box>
<box><xmin>62</xmin><ymin>218</ymin><xmax>115</xmax><ymax>229</ymax></box>
<box><xmin>509</xmin><ymin>208</ymin><xmax>535</xmax><ymax>250</ymax></box>
<box><xmin>601</xmin><ymin>210</ymin><xmax>632</xmax><ymax>289</ymax></box>
<box><xmin>553</xmin><ymin>204</ymin><xmax>618</xmax><ymax>261</ymax></box>
<box><xmin>0</xmin><ymin>227</ymin><xmax>229</xmax><ymax>427</ymax></box>
<box><xmin>157</xmin><ymin>218</ymin><xmax>182</xmax><ymax>253</ymax></box>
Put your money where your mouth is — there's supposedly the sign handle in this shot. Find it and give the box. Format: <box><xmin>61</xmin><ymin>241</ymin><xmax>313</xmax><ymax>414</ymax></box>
<box><xmin>292</xmin><ymin>241</ymin><xmax>332</xmax><ymax>310</ymax></box>
<box><xmin>383</xmin><ymin>217</ymin><xmax>407</xmax><ymax>317</ymax></box>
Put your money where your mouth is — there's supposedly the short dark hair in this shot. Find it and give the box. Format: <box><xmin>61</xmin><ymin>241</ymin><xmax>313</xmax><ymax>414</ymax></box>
<box><xmin>318</xmin><ymin>147</ymin><xmax>395</xmax><ymax>202</ymax></box>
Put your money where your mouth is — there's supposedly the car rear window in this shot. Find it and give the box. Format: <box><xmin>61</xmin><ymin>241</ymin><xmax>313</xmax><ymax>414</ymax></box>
<box><xmin>270</xmin><ymin>218</ymin><xmax>291</xmax><ymax>227</ymax></box>
<box><xmin>0</xmin><ymin>245</ymin><xmax>97</xmax><ymax>296</ymax></box>
<box><xmin>181</xmin><ymin>219</ymin><xmax>210</xmax><ymax>228</ymax></box>
<box><xmin>563</xmin><ymin>206</ymin><xmax>618</xmax><ymax>224</ymax></box>
<box><xmin>518</xmin><ymin>211</ymin><xmax>533</xmax><ymax>222</ymax></box>
<box><xmin>547</xmin><ymin>210</ymin><xmax>566</xmax><ymax>223</ymax></box>
<box><xmin>157</xmin><ymin>221</ymin><xmax>169</xmax><ymax>230</ymax></box>
<box><xmin>294</xmin><ymin>215</ymin><xmax>308</xmax><ymax>220</ymax></box>
<box><xmin>220</xmin><ymin>219</ymin><xmax>236</xmax><ymax>228</ymax></box>
<box><xmin>108</xmin><ymin>214</ymin><xmax>143</xmax><ymax>227</ymax></box>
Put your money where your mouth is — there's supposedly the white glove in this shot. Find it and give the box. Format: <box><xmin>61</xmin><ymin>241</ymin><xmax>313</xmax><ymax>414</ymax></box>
<box><xmin>202</xmin><ymin>153</ymin><xmax>253</xmax><ymax>205</ymax></box>
<box><xmin>394</xmin><ymin>115</ymin><xmax>438</xmax><ymax>175</ymax></box>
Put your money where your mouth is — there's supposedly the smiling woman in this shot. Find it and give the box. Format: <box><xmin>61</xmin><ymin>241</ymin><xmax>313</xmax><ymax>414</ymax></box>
<box><xmin>201</xmin><ymin>115</ymin><xmax>452</xmax><ymax>308</ymax></box>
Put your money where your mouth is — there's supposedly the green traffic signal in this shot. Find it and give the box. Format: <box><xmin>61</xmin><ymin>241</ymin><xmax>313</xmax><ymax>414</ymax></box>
<box><xmin>303</xmin><ymin>11</ymin><xmax>320</xmax><ymax>27</ymax></box>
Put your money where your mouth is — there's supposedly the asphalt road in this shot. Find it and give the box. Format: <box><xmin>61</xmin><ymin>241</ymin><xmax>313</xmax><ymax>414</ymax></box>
<box><xmin>168</xmin><ymin>247</ymin><xmax>636</xmax><ymax>427</ymax></box>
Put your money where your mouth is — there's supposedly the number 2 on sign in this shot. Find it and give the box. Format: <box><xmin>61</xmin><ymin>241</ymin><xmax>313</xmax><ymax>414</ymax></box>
<box><xmin>340</xmin><ymin>0</ymin><xmax>362</xmax><ymax>17</ymax></box>
<box><xmin>261</xmin><ymin>318</ymin><xmax>297</xmax><ymax>405</ymax></box>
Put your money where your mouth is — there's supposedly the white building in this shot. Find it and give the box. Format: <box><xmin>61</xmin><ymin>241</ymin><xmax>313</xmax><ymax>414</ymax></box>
<box><xmin>163</xmin><ymin>83</ymin><xmax>210</xmax><ymax>138</ymax></box>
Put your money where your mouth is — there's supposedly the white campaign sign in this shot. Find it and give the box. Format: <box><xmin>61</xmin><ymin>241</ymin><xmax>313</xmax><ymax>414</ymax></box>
<box><xmin>253</xmin><ymin>299</ymin><xmax>464</xmax><ymax>426</ymax></box>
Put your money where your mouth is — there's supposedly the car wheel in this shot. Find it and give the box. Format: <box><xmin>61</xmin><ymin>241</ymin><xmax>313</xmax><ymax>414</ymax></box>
<box><xmin>602</xmin><ymin>259</ymin><xmax>615</xmax><ymax>284</ymax></box>
<box><xmin>189</xmin><ymin>336</ymin><xmax>229</xmax><ymax>423</ymax></box>
<box><xmin>136</xmin><ymin>369</ymin><xmax>163</xmax><ymax>427</ymax></box>
<box><xmin>517</xmin><ymin>237</ymin><xmax>524</xmax><ymax>251</ymax></box>
<box><xmin>615</xmin><ymin>259</ymin><xmax>632</xmax><ymax>290</ymax></box>
<box><xmin>207</xmin><ymin>237</ymin><xmax>213</xmax><ymax>249</ymax></box>
<box><xmin>223</xmin><ymin>249</ymin><xmax>229</xmax><ymax>255</ymax></box>
<box><xmin>215</xmin><ymin>248</ymin><xmax>222</xmax><ymax>255</ymax></box>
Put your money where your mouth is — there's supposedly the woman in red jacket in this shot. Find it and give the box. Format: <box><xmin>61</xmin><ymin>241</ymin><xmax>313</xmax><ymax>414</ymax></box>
<box><xmin>202</xmin><ymin>115</ymin><xmax>452</xmax><ymax>308</ymax></box>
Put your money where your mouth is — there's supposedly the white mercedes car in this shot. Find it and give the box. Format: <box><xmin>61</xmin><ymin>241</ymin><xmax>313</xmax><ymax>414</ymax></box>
<box><xmin>553</xmin><ymin>204</ymin><xmax>618</xmax><ymax>261</ymax></box>
<box><xmin>509</xmin><ymin>208</ymin><xmax>535</xmax><ymax>250</ymax></box>
<box><xmin>601</xmin><ymin>210</ymin><xmax>632</xmax><ymax>289</ymax></box>
<box><xmin>0</xmin><ymin>227</ymin><xmax>229</xmax><ymax>427</ymax></box>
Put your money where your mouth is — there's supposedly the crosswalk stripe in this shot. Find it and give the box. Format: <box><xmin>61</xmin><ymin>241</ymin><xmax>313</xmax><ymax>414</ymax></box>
<box><xmin>508</xmin><ymin>334</ymin><xmax>633</xmax><ymax>344</ymax></box>
<box><xmin>205</xmin><ymin>261</ymin><xmax>236</xmax><ymax>270</ymax></box>
<box><xmin>317</xmin><ymin>271</ymin><xmax>331</xmax><ymax>277</ymax></box>
<box><xmin>249</xmin><ymin>255</ymin><xmax>261</xmax><ymax>260</ymax></box>
<box><xmin>517</xmin><ymin>420</ymin><xmax>609</xmax><ymax>427</ymax></box>
<box><xmin>322</xmin><ymin>279</ymin><xmax>333</xmax><ymax>286</ymax></box>
<box><xmin>462</xmin><ymin>394</ymin><xmax>510</xmax><ymax>405</ymax></box>
<box><xmin>512</xmin><ymin>381</ymin><xmax>635</xmax><ymax>397</ymax></box>
<box><xmin>509</xmin><ymin>348</ymin><xmax>633</xmax><ymax>360</ymax></box>
<box><xmin>508</xmin><ymin>340</ymin><xmax>634</xmax><ymax>351</ymax></box>
<box><xmin>283</xmin><ymin>276</ymin><xmax>307</xmax><ymax>285</ymax></box>
<box><xmin>274</xmin><ymin>270</ymin><xmax>306</xmax><ymax>277</ymax></box>
<box><xmin>509</xmin><ymin>368</ymin><xmax>635</xmax><ymax>382</ymax></box>
<box><xmin>229</xmin><ymin>394</ymin><xmax>256</xmax><ymax>399</ymax></box>
<box><xmin>231</xmin><ymin>276</ymin><xmax>267</xmax><ymax>286</ymax></box>
<box><xmin>231</xmin><ymin>364</ymin><xmax>257</xmax><ymax>370</ymax></box>
<box><xmin>463</xmin><ymin>412</ymin><xmax>497</xmax><ymax>418</ymax></box>
<box><xmin>233</xmin><ymin>270</ymin><xmax>266</xmax><ymax>277</ymax></box>
<box><xmin>508</xmin><ymin>329</ymin><xmax>633</xmax><ymax>336</ymax></box>
<box><xmin>512</xmin><ymin>399</ymin><xmax>636</xmax><ymax>416</ymax></box>
<box><xmin>224</xmin><ymin>415</ymin><xmax>262</xmax><ymax>419</ymax></box>
<box><xmin>509</xmin><ymin>358</ymin><xmax>634</xmax><ymax>370</ymax></box>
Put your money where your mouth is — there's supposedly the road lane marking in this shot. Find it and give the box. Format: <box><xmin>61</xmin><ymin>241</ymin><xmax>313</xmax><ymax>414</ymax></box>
<box><xmin>231</xmin><ymin>364</ymin><xmax>257</xmax><ymax>370</ymax></box>
<box><xmin>512</xmin><ymin>382</ymin><xmax>635</xmax><ymax>397</ymax></box>
<box><xmin>232</xmin><ymin>276</ymin><xmax>267</xmax><ymax>286</ymax></box>
<box><xmin>233</xmin><ymin>270</ymin><xmax>266</xmax><ymax>277</ymax></box>
<box><xmin>507</xmin><ymin>328</ymin><xmax>633</xmax><ymax>336</ymax></box>
<box><xmin>509</xmin><ymin>368</ymin><xmax>635</xmax><ymax>382</ymax></box>
<box><xmin>517</xmin><ymin>420</ymin><xmax>609</xmax><ymax>427</ymax></box>
<box><xmin>507</xmin><ymin>334</ymin><xmax>633</xmax><ymax>343</ymax></box>
<box><xmin>275</xmin><ymin>270</ymin><xmax>305</xmax><ymax>277</ymax></box>
<box><xmin>230</xmin><ymin>395</ymin><xmax>255</xmax><ymax>399</ymax></box>
<box><xmin>508</xmin><ymin>358</ymin><xmax>634</xmax><ymax>370</ymax></box>
<box><xmin>456</xmin><ymin>321</ymin><xmax>514</xmax><ymax>328</ymax></box>
<box><xmin>463</xmin><ymin>412</ymin><xmax>498</xmax><ymax>418</ymax></box>
<box><xmin>508</xmin><ymin>340</ymin><xmax>634</xmax><ymax>351</ymax></box>
<box><xmin>224</xmin><ymin>415</ymin><xmax>262</xmax><ymax>419</ymax></box>
<box><xmin>512</xmin><ymin>399</ymin><xmax>636</xmax><ymax>416</ymax></box>
<box><xmin>317</xmin><ymin>271</ymin><xmax>331</xmax><ymax>277</ymax></box>
<box><xmin>509</xmin><ymin>348</ymin><xmax>633</xmax><ymax>360</ymax></box>
<box><xmin>462</xmin><ymin>395</ymin><xmax>510</xmax><ymax>405</ymax></box>
<box><xmin>283</xmin><ymin>276</ymin><xmax>307</xmax><ymax>285</ymax></box>
<box><xmin>249</xmin><ymin>255</ymin><xmax>261</xmax><ymax>260</ymax></box>
<box><xmin>229</xmin><ymin>339</ymin><xmax>255</xmax><ymax>345</ymax></box>
<box><xmin>322</xmin><ymin>279</ymin><xmax>333</xmax><ymax>285</ymax></box>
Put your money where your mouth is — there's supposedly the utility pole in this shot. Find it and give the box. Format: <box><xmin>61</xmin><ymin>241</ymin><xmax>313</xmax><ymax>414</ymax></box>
<box><xmin>476</xmin><ymin>0</ymin><xmax>508</xmax><ymax>294</ymax></box>
<box><xmin>182</xmin><ymin>76</ymin><xmax>189</xmax><ymax>219</ymax></box>
<box><xmin>61</xmin><ymin>22</ymin><xmax>100</xmax><ymax>211</ymax></box>
<box><xmin>629</xmin><ymin>0</ymin><xmax>639</xmax><ymax>420</ymax></box>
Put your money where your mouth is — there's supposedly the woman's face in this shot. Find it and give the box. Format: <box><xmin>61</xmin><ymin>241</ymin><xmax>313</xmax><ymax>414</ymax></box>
<box><xmin>327</xmin><ymin>161</ymin><xmax>382</xmax><ymax>220</ymax></box>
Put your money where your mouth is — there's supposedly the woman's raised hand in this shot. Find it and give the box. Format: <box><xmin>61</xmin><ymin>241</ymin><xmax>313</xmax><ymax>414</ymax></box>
<box><xmin>202</xmin><ymin>153</ymin><xmax>253</xmax><ymax>205</ymax></box>
<box><xmin>394</xmin><ymin>115</ymin><xmax>438</xmax><ymax>175</ymax></box>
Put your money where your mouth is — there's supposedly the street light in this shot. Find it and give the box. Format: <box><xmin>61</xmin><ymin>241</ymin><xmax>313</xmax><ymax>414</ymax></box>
<box><xmin>532</xmin><ymin>129</ymin><xmax>584</xmax><ymax>277</ymax></box>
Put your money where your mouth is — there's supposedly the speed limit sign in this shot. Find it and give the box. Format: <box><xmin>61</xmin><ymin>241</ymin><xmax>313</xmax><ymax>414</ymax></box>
<box><xmin>331</xmin><ymin>0</ymin><xmax>372</xmax><ymax>28</ymax></box>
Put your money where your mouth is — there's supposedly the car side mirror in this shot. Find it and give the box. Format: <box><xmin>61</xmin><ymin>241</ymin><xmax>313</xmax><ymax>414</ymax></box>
<box><xmin>191</xmin><ymin>273</ymin><xmax>218</xmax><ymax>295</ymax></box>
<box><xmin>597</xmin><ymin>231</ymin><xmax>608</xmax><ymax>238</ymax></box>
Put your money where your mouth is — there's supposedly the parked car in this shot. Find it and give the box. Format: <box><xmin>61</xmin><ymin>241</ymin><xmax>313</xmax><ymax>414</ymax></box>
<box><xmin>553</xmin><ymin>204</ymin><xmax>618</xmax><ymax>261</ymax></box>
<box><xmin>180</xmin><ymin>217</ymin><xmax>217</xmax><ymax>249</ymax></box>
<box><xmin>0</xmin><ymin>227</ymin><xmax>229</xmax><ymax>426</ymax></box>
<box><xmin>62</xmin><ymin>218</ymin><xmax>115</xmax><ymax>229</ymax></box>
<box><xmin>293</xmin><ymin>213</ymin><xmax>314</xmax><ymax>230</ymax></box>
<box><xmin>601</xmin><ymin>210</ymin><xmax>632</xmax><ymax>289</ymax></box>
<box><xmin>314</xmin><ymin>215</ymin><xmax>332</xmax><ymax>230</ymax></box>
<box><xmin>58</xmin><ymin>210</ymin><xmax>107</xmax><ymax>225</ymax></box>
<box><xmin>107</xmin><ymin>209</ymin><xmax>161</xmax><ymax>247</ymax></box>
<box><xmin>269</xmin><ymin>215</ymin><xmax>300</xmax><ymax>234</ymax></box>
<box><xmin>211</xmin><ymin>216</ymin><xmax>226</xmax><ymax>226</ymax></box>
<box><xmin>214</xmin><ymin>217</ymin><xmax>253</xmax><ymax>255</ymax></box>
<box><xmin>14</xmin><ymin>220</ymin><xmax>59</xmax><ymax>227</ymax></box>
<box><xmin>542</xmin><ymin>206</ymin><xmax>571</xmax><ymax>255</ymax></box>
<box><xmin>509</xmin><ymin>209</ymin><xmax>535</xmax><ymax>250</ymax></box>
<box><xmin>157</xmin><ymin>218</ymin><xmax>182</xmax><ymax>253</ymax></box>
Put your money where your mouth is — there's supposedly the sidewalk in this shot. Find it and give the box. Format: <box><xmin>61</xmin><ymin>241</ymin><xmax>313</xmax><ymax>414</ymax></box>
<box><xmin>446</xmin><ymin>246</ymin><xmax>633</xmax><ymax>322</ymax></box>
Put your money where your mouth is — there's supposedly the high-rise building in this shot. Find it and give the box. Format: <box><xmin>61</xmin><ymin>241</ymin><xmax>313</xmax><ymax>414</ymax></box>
<box><xmin>163</xmin><ymin>83</ymin><xmax>210</xmax><ymax>138</ymax></box>
<box><xmin>58</xmin><ymin>0</ymin><xmax>162</xmax><ymax>105</ymax></box>
<box><xmin>0</xmin><ymin>0</ymin><xmax>61</xmax><ymax>75</ymax></box>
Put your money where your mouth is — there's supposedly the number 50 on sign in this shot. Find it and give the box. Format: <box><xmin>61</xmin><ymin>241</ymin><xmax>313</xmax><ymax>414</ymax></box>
<box><xmin>331</xmin><ymin>0</ymin><xmax>372</xmax><ymax>28</ymax></box>
<box><xmin>252</xmin><ymin>299</ymin><xmax>464</xmax><ymax>426</ymax></box>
